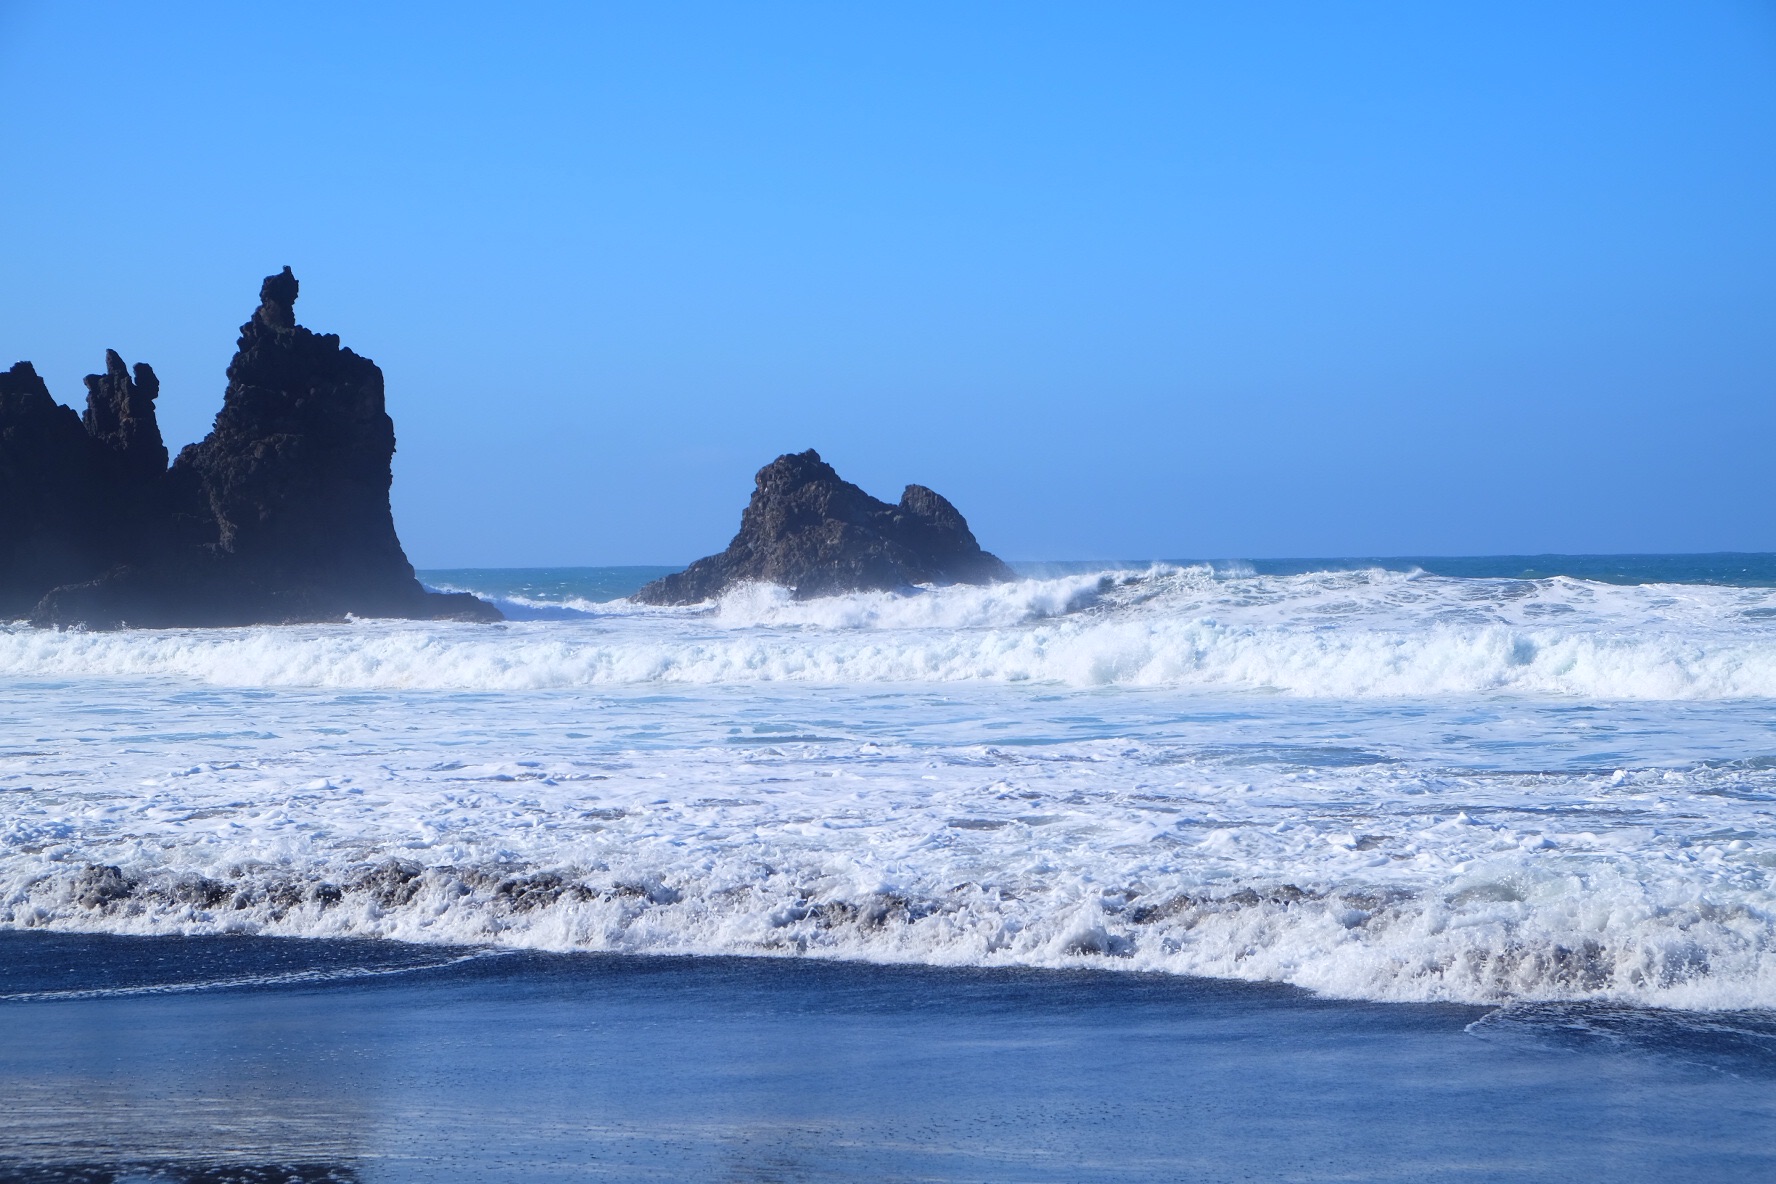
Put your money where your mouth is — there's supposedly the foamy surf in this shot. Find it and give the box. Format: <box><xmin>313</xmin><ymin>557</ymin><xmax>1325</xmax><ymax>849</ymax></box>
<box><xmin>8</xmin><ymin>565</ymin><xmax>1776</xmax><ymax>699</ymax></box>
<box><xmin>3</xmin><ymin>561</ymin><xmax>1775</xmax><ymax>1008</ymax></box>
<box><xmin>9</xmin><ymin>841</ymin><xmax>1776</xmax><ymax>1009</ymax></box>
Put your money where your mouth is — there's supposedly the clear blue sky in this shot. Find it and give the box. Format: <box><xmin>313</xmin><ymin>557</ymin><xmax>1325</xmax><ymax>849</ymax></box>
<box><xmin>3</xmin><ymin>2</ymin><xmax>1774</xmax><ymax>565</ymax></box>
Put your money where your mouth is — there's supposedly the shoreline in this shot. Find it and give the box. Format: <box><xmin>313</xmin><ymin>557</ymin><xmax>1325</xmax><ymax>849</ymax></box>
<box><xmin>2</xmin><ymin>931</ymin><xmax>1772</xmax><ymax>1183</ymax></box>
<box><xmin>4</xmin><ymin>921</ymin><xmax>1775</xmax><ymax>1017</ymax></box>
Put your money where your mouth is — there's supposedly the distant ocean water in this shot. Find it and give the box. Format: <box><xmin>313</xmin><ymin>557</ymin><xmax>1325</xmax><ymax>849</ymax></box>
<box><xmin>5</xmin><ymin>555</ymin><xmax>1776</xmax><ymax>1009</ymax></box>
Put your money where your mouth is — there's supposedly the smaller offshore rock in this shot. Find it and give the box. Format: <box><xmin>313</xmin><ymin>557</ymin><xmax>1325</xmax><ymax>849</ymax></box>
<box><xmin>633</xmin><ymin>449</ymin><xmax>1013</xmax><ymax>604</ymax></box>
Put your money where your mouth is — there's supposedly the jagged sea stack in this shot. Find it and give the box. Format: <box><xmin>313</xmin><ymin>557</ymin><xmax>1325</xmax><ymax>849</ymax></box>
<box><xmin>634</xmin><ymin>449</ymin><xmax>1013</xmax><ymax>604</ymax></box>
<box><xmin>0</xmin><ymin>361</ymin><xmax>128</xmax><ymax>619</ymax></box>
<box><xmin>150</xmin><ymin>266</ymin><xmax>477</xmax><ymax>624</ymax></box>
<box><xmin>7</xmin><ymin>268</ymin><xmax>499</xmax><ymax>628</ymax></box>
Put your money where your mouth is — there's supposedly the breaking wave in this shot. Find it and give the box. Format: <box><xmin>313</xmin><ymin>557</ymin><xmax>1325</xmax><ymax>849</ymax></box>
<box><xmin>9</xmin><ymin>844</ymin><xmax>1775</xmax><ymax>1009</ymax></box>
<box><xmin>6</xmin><ymin>562</ymin><xmax>1776</xmax><ymax>1009</ymax></box>
<box><xmin>5</xmin><ymin>565</ymin><xmax>1776</xmax><ymax>699</ymax></box>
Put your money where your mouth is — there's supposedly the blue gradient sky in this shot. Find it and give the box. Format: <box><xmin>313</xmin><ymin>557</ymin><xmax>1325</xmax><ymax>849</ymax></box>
<box><xmin>3</xmin><ymin>2</ymin><xmax>1774</xmax><ymax>565</ymax></box>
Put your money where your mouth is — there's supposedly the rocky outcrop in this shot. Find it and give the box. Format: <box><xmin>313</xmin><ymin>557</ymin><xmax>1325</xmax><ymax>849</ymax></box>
<box><xmin>634</xmin><ymin>449</ymin><xmax>1012</xmax><ymax>604</ymax></box>
<box><xmin>83</xmin><ymin>349</ymin><xmax>168</xmax><ymax>482</ymax></box>
<box><xmin>0</xmin><ymin>362</ymin><xmax>121</xmax><ymax>619</ymax></box>
<box><xmin>4</xmin><ymin>269</ymin><xmax>499</xmax><ymax>628</ymax></box>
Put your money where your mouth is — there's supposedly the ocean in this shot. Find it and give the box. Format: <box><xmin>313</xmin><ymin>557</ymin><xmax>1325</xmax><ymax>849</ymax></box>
<box><xmin>5</xmin><ymin>557</ymin><xmax>1776</xmax><ymax>1179</ymax></box>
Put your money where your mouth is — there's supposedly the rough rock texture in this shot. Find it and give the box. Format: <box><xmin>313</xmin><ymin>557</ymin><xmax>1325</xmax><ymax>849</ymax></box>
<box><xmin>4</xmin><ymin>269</ymin><xmax>499</xmax><ymax>628</ymax></box>
<box><xmin>0</xmin><ymin>362</ymin><xmax>120</xmax><ymax>619</ymax></box>
<box><xmin>634</xmin><ymin>449</ymin><xmax>1013</xmax><ymax>605</ymax></box>
<box><xmin>82</xmin><ymin>349</ymin><xmax>168</xmax><ymax>482</ymax></box>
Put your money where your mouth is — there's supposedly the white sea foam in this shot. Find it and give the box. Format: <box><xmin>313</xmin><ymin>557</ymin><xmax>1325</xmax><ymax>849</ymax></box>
<box><xmin>3</xmin><ymin>566</ymin><xmax>1775</xmax><ymax>1007</ymax></box>
<box><xmin>5</xmin><ymin>567</ymin><xmax>1776</xmax><ymax>699</ymax></box>
<box><xmin>6</xmin><ymin>743</ymin><xmax>1775</xmax><ymax>1008</ymax></box>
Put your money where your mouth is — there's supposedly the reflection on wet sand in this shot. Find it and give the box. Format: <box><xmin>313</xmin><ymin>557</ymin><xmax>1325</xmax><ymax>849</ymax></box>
<box><xmin>2</xmin><ymin>933</ymin><xmax>1773</xmax><ymax>1183</ymax></box>
<box><xmin>0</xmin><ymin>1160</ymin><xmax>358</xmax><ymax>1184</ymax></box>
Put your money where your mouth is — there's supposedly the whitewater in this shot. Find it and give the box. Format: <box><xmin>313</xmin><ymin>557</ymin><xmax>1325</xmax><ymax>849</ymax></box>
<box><xmin>5</xmin><ymin>561</ymin><xmax>1776</xmax><ymax>1009</ymax></box>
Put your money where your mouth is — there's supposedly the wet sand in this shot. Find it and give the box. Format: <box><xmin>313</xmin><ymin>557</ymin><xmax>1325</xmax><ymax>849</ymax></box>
<box><xmin>0</xmin><ymin>932</ymin><xmax>1772</xmax><ymax>1182</ymax></box>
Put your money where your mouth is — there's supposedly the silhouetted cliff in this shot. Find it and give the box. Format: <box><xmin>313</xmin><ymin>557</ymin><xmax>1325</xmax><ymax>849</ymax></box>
<box><xmin>4</xmin><ymin>269</ymin><xmax>499</xmax><ymax>628</ymax></box>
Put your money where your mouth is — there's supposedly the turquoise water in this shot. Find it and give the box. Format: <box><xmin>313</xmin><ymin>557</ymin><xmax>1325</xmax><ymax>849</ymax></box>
<box><xmin>420</xmin><ymin>565</ymin><xmax>679</xmax><ymax>606</ymax></box>
<box><xmin>421</xmin><ymin>553</ymin><xmax>1776</xmax><ymax>610</ymax></box>
<box><xmin>1229</xmin><ymin>553</ymin><xmax>1776</xmax><ymax>586</ymax></box>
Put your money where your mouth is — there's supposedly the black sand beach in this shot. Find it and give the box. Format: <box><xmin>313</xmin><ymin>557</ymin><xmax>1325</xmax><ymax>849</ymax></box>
<box><xmin>1</xmin><ymin>932</ymin><xmax>1771</xmax><ymax>1183</ymax></box>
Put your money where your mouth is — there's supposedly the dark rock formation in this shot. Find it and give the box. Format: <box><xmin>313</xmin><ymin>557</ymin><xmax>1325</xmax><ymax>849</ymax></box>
<box><xmin>83</xmin><ymin>349</ymin><xmax>169</xmax><ymax>481</ymax></box>
<box><xmin>0</xmin><ymin>362</ymin><xmax>120</xmax><ymax>619</ymax></box>
<box><xmin>634</xmin><ymin>449</ymin><xmax>1013</xmax><ymax>604</ymax></box>
<box><xmin>3</xmin><ymin>268</ymin><xmax>499</xmax><ymax>628</ymax></box>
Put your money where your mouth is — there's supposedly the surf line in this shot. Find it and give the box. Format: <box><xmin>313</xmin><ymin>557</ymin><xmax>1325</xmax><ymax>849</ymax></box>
<box><xmin>0</xmin><ymin>946</ymin><xmax>509</xmax><ymax>1004</ymax></box>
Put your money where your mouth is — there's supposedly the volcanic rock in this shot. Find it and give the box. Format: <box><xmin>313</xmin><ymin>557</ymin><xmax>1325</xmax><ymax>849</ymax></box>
<box><xmin>633</xmin><ymin>449</ymin><xmax>1013</xmax><ymax>604</ymax></box>
<box><xmin>83</xmin><ymin>349</ymin><xmax>168</xmax><ymax>482</ymax></box>
<box><xmin>0</xmin><ymin>362</ymin><xmax>121</xmax><ymax>618</ymax></box>
<box><xmin>5</xmin><ymin>268</ymin><xmax>499</xmax><ymax>628</ymax></box>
